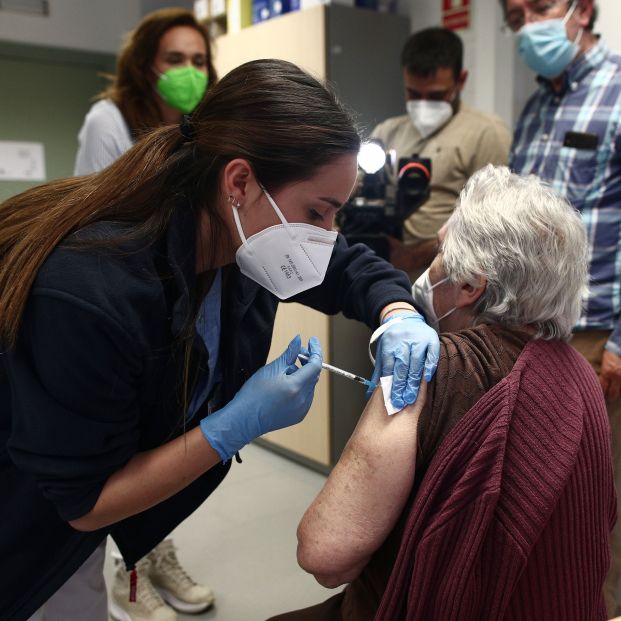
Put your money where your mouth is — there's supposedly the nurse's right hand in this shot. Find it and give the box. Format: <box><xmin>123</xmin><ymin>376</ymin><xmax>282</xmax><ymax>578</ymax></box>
<box><xmin>200</xmin><ymin>335</ymin><xmax>323</xmax><ymax>461</ymax></box>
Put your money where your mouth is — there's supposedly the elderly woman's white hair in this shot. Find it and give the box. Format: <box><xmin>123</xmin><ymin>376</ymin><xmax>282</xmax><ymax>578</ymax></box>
<box><xmin>441</xmin><ymin>165</ymin><xmax>588</xmax><ymax>340</ymax></box>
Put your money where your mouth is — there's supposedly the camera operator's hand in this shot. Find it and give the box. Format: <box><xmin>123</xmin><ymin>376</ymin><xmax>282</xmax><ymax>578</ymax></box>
<box><xmin>387</xmin><ymin>236</ymin><xmax>439</xmax><ymax>274</ymax></box>
<box><xmin>369</xmin><ymin>310</ymin><xmax>439</xmax><ymax>410</ymax></box>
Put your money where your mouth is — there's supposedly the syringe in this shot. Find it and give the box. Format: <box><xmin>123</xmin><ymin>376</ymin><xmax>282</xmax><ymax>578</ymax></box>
<box><xmin>298</xmin><ymin>353</ymin><xmax>374</xmax><ymax>388</ymax></box>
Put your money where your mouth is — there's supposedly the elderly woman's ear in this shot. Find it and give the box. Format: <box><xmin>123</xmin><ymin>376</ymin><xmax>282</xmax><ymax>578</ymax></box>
<box><xmin>456</xmin><ymin>276</ymin><xmax>486</xmax><ymax>309</ymax></box>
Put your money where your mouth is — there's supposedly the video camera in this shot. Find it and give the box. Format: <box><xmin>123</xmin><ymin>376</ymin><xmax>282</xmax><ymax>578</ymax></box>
<box><xmin>336</xmin><ymin>140</ymin><xmax>431</xmax><ymax>260</ymax></box>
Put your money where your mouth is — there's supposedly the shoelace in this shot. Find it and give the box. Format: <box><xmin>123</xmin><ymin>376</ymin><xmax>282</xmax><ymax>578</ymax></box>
<box><xmin>132</xmin><ymin>560</ymin><xmax>168</xmax><ymax>610</ymax></box>
<box><xmin>154</xmin><ymin>545</ymin><xmax>196</xmax><ymax>590</ymax></box>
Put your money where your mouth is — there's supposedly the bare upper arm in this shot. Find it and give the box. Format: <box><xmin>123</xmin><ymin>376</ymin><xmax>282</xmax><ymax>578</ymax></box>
<box><xmin>296</xmin><ymin>383</ymin><xmax>426</xmax><ymax>585</ymax></box>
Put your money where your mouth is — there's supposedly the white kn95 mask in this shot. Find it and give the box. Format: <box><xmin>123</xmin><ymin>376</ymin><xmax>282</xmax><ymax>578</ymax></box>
<box><xmin>406</xmin><ymin>100</ymin><xmax>454</xmax><ymax>139</ymax></box>
<box><xmin>232</xmin><ymin>186</ymin><xmax>338</xmax><ymax>300</ymax></box>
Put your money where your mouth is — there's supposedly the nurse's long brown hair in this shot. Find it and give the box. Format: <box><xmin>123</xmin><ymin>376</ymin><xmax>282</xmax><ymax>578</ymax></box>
<box><xmin>0</xmin><ymin>59</ymin><xmax>360</xmax><ymax>349</ymax></box>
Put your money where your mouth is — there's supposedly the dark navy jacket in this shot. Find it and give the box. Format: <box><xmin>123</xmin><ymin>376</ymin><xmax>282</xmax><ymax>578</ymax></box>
<box><xmin>0</xmin><ymin>206</ymin><xmax>414</xmax><ymax>620</ymax></box>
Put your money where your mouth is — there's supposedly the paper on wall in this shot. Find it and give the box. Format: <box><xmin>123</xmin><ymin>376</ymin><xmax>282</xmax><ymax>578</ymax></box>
<box><xmin>0</xmin><ymin>141</ymin><xmax>46</xmax><ymax>182</ymax></box>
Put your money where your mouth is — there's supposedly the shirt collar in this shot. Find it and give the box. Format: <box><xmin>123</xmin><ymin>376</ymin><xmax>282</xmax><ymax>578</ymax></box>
<box><xmin>537</xmin><ymin>38</ymin><xmax>607</xmax><ymax>95</ymax></box>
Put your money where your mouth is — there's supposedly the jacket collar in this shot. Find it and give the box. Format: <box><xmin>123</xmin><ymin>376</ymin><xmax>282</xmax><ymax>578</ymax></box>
<box><xmin>164</xmin><ymin>199</ymin><xmax>264</xmax><ymax>338</ymax></box>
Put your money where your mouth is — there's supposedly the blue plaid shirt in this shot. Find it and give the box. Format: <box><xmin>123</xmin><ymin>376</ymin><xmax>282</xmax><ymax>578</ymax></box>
<box><xmin>510</xmin><ymin>41</ymin><xmax>621</xmax><ymax>355</ymax></box>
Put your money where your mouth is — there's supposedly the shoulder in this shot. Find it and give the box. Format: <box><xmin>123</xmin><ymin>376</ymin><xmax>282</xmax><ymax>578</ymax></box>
<box><xmin>599</xmin><ymin>42</ymin><xmax>621</xmax><ymax>70</ymax></box>
<box><xmin>433</xmin><ymin>324</ymin><xmax>531</xmax><ymax>413</ymax></box>
<box><xmin>457</xmin><ymin>104</ymin><xmax>501</xmax><ymax>122</ymax></box>
<box><xmin>599</xmin><ymin>48</ymin><xmax>621</xmax><ymax>103</ymax></box>
<box><xmin>81</xmin><ymin>99</ymin><xmax>127</xmax><ymax>130</ymax></box>
<box><xmin>75</xmin><ymin>100</ymin><xmax>134</xmax><ymax>174</ymax></box>
<box><xmin>456</xmin><ymin>104</ymin><xmax>510</xmax><ymax>136</ymax></box>
<box><xmin>437</xmin><ymin>324</ymin><xmax>531</xmax><ymax>392</ymax></box>
<box><xmin>370</xmin><ymin>115</ymin><xmax>420</xmax><ymax>161</ymax></box>
<box><xmin>415</xmin><ymin>324</ymin><xmax>530</xmax><ymax>467</ymax></box>
<box><xmin>77</xmin><ymin>100</ymin><xmax>132</xmax><ymax>150</ymax></box>
<box><xmin>371</xmin><ymin>114</ymin><xmax>411</xmax><ymax>140</ymax></box>
<box><xmin>37</xmin><ymin>222</ymin><xmax>159</xmax><ymax>292</ymax></box>
<box><xmin>33</xmin><ymin>224</ymin><xmax>166</xmax><ymax>345</ymax></box>
<box><xmin>514</xmin><ymin>338</ymin><xmax>601</xmax><ymax>393</ymax></box>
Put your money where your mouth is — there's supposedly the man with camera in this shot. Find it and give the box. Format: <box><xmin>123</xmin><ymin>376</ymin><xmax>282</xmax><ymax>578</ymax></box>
<box><xmin>371</xmin><ymin>27</ymin><xmax>511</xmax><ymax>279</ymax></box>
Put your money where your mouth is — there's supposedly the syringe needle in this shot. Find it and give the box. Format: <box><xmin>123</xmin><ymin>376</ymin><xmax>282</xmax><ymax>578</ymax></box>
<box><xmin>298</xmin><ymin>353</ymin><xmax>374</xmax><ymax>388</ymax></box>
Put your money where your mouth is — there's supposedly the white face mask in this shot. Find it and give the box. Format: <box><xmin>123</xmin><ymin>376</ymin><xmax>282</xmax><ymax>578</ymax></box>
<box><xmin>232</xmin><ymin>187</ymin><xmax>338</xmax><ymax>300</ymax></box>
<box><xmin>406</xmin><ymin>99</ymin><xmax>454</xmax><ymax>139</ymax></box>
<box><xmin>411</xmin><ymin>267</ymin><xmax>456</xmax><ymax>331</ymax></box>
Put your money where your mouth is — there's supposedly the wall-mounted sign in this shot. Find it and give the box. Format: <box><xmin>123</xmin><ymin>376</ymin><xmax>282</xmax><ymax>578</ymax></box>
<box><xmin>442</xmin><ymin>0</ymin><xmax>470</xmax><ymax>31</ymax></box>
<box><xmin>0</xmin><ymin>141</ymin><xmax>46</xmax><ymax>181</ymax></box>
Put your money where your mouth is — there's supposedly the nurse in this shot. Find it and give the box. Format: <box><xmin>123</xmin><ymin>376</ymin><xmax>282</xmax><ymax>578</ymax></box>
<box><xmin>0</xmin><ymin>59</ymin><xmax>438</xmax><ymax>621</ymax></box>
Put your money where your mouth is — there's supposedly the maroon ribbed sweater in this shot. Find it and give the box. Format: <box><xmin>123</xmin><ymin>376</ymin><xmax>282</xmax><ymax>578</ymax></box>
<box><xmin>375</xmin><ymin>338</ymin><xmax>616</xmax><ymax>621</ymax></box>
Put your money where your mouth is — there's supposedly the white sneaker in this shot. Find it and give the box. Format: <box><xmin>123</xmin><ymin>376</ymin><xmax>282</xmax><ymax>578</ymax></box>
<box><xmin>109</xmin><ymin>557</ymin><xmax>177</xmax><ymax>621</ymax></box>
<box><xmin>148</xmin><ymin>540</ymin><xmax>215</xmax><ymax>614</ymax></box>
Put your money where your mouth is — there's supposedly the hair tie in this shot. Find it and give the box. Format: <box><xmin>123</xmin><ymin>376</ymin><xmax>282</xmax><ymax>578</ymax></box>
<box><xmin>179</xmin><ymin>114</ymin><xmax>197</xmax><ymax>141</ymax></box>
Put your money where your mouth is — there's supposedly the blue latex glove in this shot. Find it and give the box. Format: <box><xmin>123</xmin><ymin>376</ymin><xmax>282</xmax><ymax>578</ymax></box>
<box><xmin>368</xmin><ymin>311</ymin><xmax>440</xmax><ymax>409</ymax></box>
<box><xmin>200</xmin><ymin>335</ymin><xmax>322</xmax><ymax>461</ymax></box>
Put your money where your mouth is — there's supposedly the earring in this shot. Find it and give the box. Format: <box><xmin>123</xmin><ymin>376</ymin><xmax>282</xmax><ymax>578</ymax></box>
<box><xmin>227</xmin><ymin>195</ymin><xmax>241</xmax><ymax>208</ymax></box>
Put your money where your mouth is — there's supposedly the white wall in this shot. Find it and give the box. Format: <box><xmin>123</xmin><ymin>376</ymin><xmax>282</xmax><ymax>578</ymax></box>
<box><xmin>403</xmin><ymin>0</ymin><xmax>440</xmax><ymax>29</ymax></box>
<box><xmin>0</xmin><ymin>0</ymin><xmax>141</xmax><ymax>53</ymax></box>
<box><xmin>1</xmin><ymin>0</ymin><xmax>615</xmax><ymax>116</ymax></box>
<box><xmin>597</xmin><ymin>0</ymin><xmax>621</xmax><ymax>50</ymax></box>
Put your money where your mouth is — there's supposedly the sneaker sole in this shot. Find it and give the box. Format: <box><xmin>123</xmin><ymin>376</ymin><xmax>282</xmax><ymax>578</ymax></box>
<box><xmin>108</xmin><ymin>599</ymin><xmax>134</xmax><ymax>621</ymax></box>
<box><xmin>155</xmin><ymin>587</ymin><xmax>215</xmax><ymax>614</ymax></box>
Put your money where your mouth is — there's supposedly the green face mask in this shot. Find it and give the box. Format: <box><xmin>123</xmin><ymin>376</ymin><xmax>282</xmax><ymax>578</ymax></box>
<box><xmin>156</xmin><ymin>66</ymin><xmax>208</xmax><ymax>114</ymax></box>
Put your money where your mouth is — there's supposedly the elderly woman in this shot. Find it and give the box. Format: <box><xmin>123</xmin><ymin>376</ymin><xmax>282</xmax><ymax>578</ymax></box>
<box><xmin>269</xmin><ymin>165</ymin><xmax>616</xmax><ymax>621</ymax></box>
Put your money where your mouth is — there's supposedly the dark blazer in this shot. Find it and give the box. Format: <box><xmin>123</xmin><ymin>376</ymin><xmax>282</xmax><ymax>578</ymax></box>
<box><xmin>0</xmin><ymin>204</ymin><xmax>414</xmax><ymax>621</ymax></box>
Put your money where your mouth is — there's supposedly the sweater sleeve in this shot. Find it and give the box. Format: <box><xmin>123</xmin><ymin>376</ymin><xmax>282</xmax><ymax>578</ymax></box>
<box><xmin>292</xmin><ymin>234</ymin><xmax>416</xmax><ymax>328</ymax></box>
<box><xmin>6</xmin><ymin>292</ymin><xmax>143</xmax><ymax>522</ymax></box>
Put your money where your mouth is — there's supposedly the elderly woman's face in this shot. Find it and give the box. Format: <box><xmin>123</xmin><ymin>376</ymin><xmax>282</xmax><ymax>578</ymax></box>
<box><xmin>428</xmin><ymin>252</ymin><xmax>458</xmax><ymax>332</ymax></box>
<box><xmin>427</xmin><ymin>225</ymin><xmax>483</xmax><ymax>333</ymax></box>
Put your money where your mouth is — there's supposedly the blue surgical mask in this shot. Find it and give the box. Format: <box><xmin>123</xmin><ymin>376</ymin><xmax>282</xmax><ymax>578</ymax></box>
<box><xmin>232</xmin><ymin>187</ymin><xmax>337</xmax><ymax>300</ymax></box>
<box><xmin>517</xmin><ymin>1</ymin><xmax>582</xmax><ymax>79</ymax></box>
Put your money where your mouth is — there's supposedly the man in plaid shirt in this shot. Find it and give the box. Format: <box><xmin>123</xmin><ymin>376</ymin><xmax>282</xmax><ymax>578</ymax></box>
<box><xmin>500</xmin><ymin>0</ymin><xmax>621</xmax><ymax>614</ymax></box>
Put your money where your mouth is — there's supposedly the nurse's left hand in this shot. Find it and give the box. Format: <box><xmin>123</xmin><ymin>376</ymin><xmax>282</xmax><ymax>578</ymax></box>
<box><xmin>369</xmin><ymin>311</ymin><xmax>439</xmax><ymax>409</ymax></box>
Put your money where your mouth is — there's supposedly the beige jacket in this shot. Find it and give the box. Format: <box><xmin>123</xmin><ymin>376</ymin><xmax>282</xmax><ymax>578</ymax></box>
<box><xmin>371</xmin><ymin>104</ymin><xmax>511</xmax><ymax>241</ymax></box>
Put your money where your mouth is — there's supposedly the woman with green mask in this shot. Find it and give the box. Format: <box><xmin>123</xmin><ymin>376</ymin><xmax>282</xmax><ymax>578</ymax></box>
<box><xmin>73</xmin><ymin>8</ymin><xmax>216</xmax><ymax>619</ymax></box>
<box><xmin>74</xmin><ymin>7</ymin><xmax>215</xmax><ymax>176</ymax></box>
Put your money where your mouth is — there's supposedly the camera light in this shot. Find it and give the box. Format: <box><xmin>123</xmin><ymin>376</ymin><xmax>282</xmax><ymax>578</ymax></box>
<box><xmin>358</xmin><ymin>141</ymin><xmax>386</xmax><ymax>175</ymax></box>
